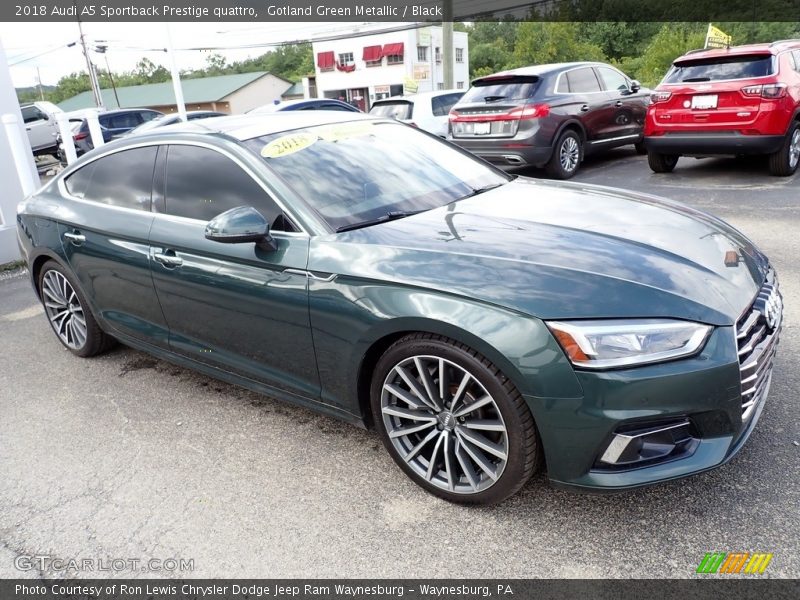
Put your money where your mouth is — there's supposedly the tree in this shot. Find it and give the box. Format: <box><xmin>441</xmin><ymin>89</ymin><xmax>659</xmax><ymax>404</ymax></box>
<box><xmin>512</xmin><ymin>22</ymin><xmax>606</xmax><ymax>68</ymax></box>
<box><xmin>631</xmin><ymin>23</ymin><xmax>706</xmax><ymax>87</ymax></box>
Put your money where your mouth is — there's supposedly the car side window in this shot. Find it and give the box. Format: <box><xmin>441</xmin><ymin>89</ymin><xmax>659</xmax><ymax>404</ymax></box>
<box><xmin>21</xmin><ymin>106</ymin><xmax>46</xmax><ymax>123</ymax></box>
<box><xmin>565</xmin><ymin>68</ymin><xmax>602</xmax><ymax>93</ymax></box>
<box><xmin>431</xmin><ymin>93</ymin><xmax>463</xmax><ymax>117</ymax></box>
<box><xmin>139</xmin><ymin>111</ymin><xmax>159</xmax><ymax>122</ymax></box>
<box><xmin>597</xmin><ymin>67</ymin><xmax>630</xmax><ymax>93</ymax></box>
<box><xmin>164</xmin><ymin>145</ymin><xmax>288</xmax><ymax>228</ymax></box>
<box><xmin>64</xmin><ymin>146</ymin><xmax>157</xmax><ymax>211</ymax></box>
<box><xmin>107</xmin><ymin>113</ymin><xmax>141</xmax><ymax>130</ymax></box>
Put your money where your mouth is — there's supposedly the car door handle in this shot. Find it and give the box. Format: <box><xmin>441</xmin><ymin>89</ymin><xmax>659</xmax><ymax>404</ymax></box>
<box><xmin>153</xmin><ymin>251</ymin><xmax>183</xmax><ymax>268</ymax></box>
<box><xmin>63</xmin><ymin>232</ymin><xmax>85</xmax><ymax>244</ymax></box>
<box><xmin>580</xmin><ymin>104</ymin><xmax>590</xmax><ymax>112</ymax></box>
<box><xmin>615</xmin><ymin>101</ymin><xmax>623</xmax><ymax>107</ymax></box>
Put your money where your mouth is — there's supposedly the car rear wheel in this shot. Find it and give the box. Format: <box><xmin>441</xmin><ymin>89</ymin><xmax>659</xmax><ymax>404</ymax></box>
<box><xmin>38</xmin><ymin>261</ymin><xmax>114</xmax><ymax>357</ymax></box>
<box><xmin>546</xmin><ymin>130</ymin><xmax>583</xmax><ymax>179</ymax></box>
<box><xmin>768</xmin><ymin>122</ymin><xmax>800</xmax><ymax>176</ymax></box>
<box><xmin>647</xmin><ymin>151</ymin><xmax>679</xmax><ymax>173</ymax></box>
<box><xmin>371</xmin><ymin>333</ymin><xmax>540</xmax><ymax>504</ymax></box>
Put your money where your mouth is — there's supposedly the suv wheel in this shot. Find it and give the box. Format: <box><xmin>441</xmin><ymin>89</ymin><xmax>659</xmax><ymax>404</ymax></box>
<box><xmin>647</xmin><ymin>151</ymin><xmax>679</xmax><ymax>173</ymax></box>
<box><xmin>546</xmin><ymin>130</ymin><xmax>583</xmax><ymax>179</ymax></box>
<box><xmin>768</xmin><ymin>122</ymin><xmax>800</xmax><ymax>177</ymax></box>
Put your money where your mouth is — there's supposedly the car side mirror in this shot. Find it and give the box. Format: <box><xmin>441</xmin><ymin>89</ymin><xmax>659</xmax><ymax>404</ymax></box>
<box><xmin>204</xmin><ymin>206</ymin><xmax>277</xmax><ymax>251</ymax></box>
<box><xmin>630</xmin><ymin>80</ymin><xmax>641</xmax><ymax>93</ymax></box>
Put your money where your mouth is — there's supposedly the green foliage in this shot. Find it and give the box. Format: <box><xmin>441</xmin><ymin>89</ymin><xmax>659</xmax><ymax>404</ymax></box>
<box><xmin>630</xmin><ymin>23</ymin><xmax>706</xmax><ymax>87</ymax></box>
<box><xmin>512</xmin><ymin>22</ymin><xmax>606</xmax><ymax>68</ymax></box>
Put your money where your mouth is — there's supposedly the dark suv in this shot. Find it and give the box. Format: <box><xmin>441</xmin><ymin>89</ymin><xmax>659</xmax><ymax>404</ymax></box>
<box><xmin>59</xmin><ymin>108</ymin><xmax>163</xmax><ymax>159</ymax></box>
<box><xmin>448</xmin><ymin>62</ymin><xmax>649</xmax><ymax>178</ymax></box>
<box><xmin>645</xmin><ymin>40</ymin><xmax>800</xmax><ymax>176</ymax></box>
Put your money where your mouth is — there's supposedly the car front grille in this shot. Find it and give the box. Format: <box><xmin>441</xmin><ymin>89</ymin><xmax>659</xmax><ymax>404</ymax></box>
<box><xmin>736</xmin><ymin>271</ymin><xmax>783</xmax><ymax>422</ymax></box>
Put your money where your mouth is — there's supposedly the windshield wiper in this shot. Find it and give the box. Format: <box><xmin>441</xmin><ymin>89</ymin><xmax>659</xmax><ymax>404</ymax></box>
<box><xmin>456</xmin><ymin>181</ymin><xmax>509</xmax><ymax>201</ymax></box>
<box><xmin>483</xmin><ymin>95</ymin><xmax>507</xmax><ymax>102</ymax></box>
<box><xmin>336</xmin><ymin>209</ymin><xmax>426</xmax><ymax>233</ymax></box>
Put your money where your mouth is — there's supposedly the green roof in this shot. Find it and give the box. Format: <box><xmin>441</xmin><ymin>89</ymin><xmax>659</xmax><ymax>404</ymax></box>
<box><xmin>281</xmin><ymin>82</ymin><xmax>304</xmax><ymax>98</ymax></box>
<box><xmin>58</xmin><ymin>72</ymin><xmax>287</xmax><ymax>111</ymax></box>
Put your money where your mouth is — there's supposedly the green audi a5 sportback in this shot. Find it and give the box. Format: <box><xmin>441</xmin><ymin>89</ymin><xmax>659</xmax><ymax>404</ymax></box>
<box><xmin>17</xmin><ymin>112</ymin><xmax>782</xmax><ymax>504</ymax></box>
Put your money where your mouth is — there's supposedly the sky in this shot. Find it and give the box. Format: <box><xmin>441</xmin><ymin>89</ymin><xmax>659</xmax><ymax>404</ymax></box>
<box><xmin>0</xmin><ymin>21</ymin><xmax>382</xmax><ymax>87</ymax></box>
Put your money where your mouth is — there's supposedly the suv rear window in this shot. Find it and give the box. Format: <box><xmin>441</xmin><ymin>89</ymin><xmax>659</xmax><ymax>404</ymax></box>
<box><xmin>664</xmin><ymin>54</ymin><xmax>774</xmax><ymax>83</ymax></box>
<box><xmin>369</xmin><ymin>101</ymin><xmax>413</xmax><ymax>120</ymax></box>
<box><xmin>460</xmin><ymin>75</ymin><xmax>540</xmax><ymax>103</ymax></box>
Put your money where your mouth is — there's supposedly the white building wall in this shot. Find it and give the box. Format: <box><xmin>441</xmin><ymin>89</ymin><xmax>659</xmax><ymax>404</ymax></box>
<box><xmin>312</xmin><ymin>27</ymin><xmax>469</xmax><ymax>108</ymax></box>
<box><xmin>225</xmin><ymin>75</ymin><xmax>295</xmax><ymax>113</ymax></box>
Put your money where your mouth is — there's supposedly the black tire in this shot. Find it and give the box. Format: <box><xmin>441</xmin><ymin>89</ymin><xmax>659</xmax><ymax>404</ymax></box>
<box><xmin>370</xmin><ymin>333</ymin><xmax>540</xmax><ymax>505</ymax></box>
<box><xmin>545</xmin><ymin>129</ymin><xmax>583</xmax><ymax>179</ymax></box>
<box><xmin>647</xmin><ymin>151</ymin><xmax>679</xmax><ymax>173</ymax></box>
<box><xmin>634</xmin><ymin>141</ymin><xmax>647</xmax><ymax>155</ymax></box>
<box><xmin>768</xmin><ymin>121</ymin><xmax>800</xmax><ymax>176</ymax></box>
<box><xmin>38</xmin><ymin>260</ymin><xmax>114</xmax><ymax>357</ymax></box>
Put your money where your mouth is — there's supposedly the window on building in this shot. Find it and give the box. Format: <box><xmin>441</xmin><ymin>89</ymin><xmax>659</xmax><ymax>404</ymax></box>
<box><xmin>363</xmin><ymin>45</ymin><xmax>382</xmax><ymax>67</ymax></box>
<box><xmin>338</xmin><ymin>52</ymin><xmax>354</xmax><ymax>66</ymax></box>
<box><xmin>455</xmin><ymin>48</ymin><xmax>464</xmax><ymax>63</ymax></box>
<box><xmin>456</xmin><ymin>81</ymin><xmax>464</xmax><ymax>89</ymax></box>
<box><xmin>417</xmin><ymin>46</ymin><xmax>428</xmax><ymax>62</ymax></box>
<box><xmin>386</xmin><ymin>54</ymin><xmax>403</xmax><ymax>65</ymax></box>
<box><xmin>435</xmin><ymin>47</ymin><xmax>441</xmax><ymax>63</ymax></box>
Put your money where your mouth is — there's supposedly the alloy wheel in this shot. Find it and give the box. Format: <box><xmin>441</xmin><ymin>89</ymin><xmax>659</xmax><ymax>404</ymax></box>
<box><xmin>789</xmin><ymin>128</ymin><xmax>800</xmax><ymax>170</ymax></box>
<box><xmin>41</xmin><ymin>270</ymin><xmax>87</xmax><ymax>350</ymax></box>
<box><xmin>380</xmin><ymin>355</ymin><xmax>509</xmax><ymax>494</ymax></box>
<box><xmin>559</xmin><ymin>137</ymin><xmax>580</xmax><ymax>172</ymax></box>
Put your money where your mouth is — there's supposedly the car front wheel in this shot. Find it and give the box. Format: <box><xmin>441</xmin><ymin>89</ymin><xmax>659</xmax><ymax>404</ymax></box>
<box><xmin>647</xmin><ymin>151</ymin><xmax>679</xmax><ymax>173</ymax></box>
<box><xmin>768</xmin><ymin>122</ymin><xmax>800</xmax><ymax>176</ymax></box>
<box><xmin>38</xmin><ymin>260</ymin><xmax>114</xmax><ymax>357</ymax></box>
<box><xmin>371</xmin><ymin>334</ymin><xmax>540</xmax><ymax>504</ymax></box>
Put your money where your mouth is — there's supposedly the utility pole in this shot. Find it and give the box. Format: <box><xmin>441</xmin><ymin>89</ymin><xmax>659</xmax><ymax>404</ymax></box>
<box><xmin>75</xmin><ymin>2</ymin><xmax>104</xmax><ymax>109</ymax></box>
<box><xmin>442</xmin><ymin>0</ymin><xmax>454</xmax><ymax>89</ymax></box>
<box><xmin>36</xmin><ymin>67</ymin><xmax>44</xmax><ymax>100</ymax></box>
<box><xmin>95</xmin><ymin>44</ymin><xmax>120</xmax><ymax>108</ymax></box>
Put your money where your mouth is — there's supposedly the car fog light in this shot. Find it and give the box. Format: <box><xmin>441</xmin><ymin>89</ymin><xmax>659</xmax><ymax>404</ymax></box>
<box><xmin>598</xmin><ymin>420</ymin><xmax>697</xmax><ymax>467</ymax></box>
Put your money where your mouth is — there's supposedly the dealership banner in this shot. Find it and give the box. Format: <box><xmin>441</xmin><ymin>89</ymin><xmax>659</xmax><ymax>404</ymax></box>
<box><xmin>2</xmin><ymin>0</ymin><xmax>800</xmax><ymax>22</ymax></box>
<box><xmin>3</xmin><ymin>580</ymin><xmax>800</xmax><ymax>600</ymax></box>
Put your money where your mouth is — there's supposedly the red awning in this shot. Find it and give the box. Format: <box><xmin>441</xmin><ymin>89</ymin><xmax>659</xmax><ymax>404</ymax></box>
<box><xmin>362</xmin><ymin>45</ymin><xmax>382</xmax><ymax>62</ymax></box>
<box><xmin>381</xmin><ymin>42</ymin><xmax>404</xmax><ymax>58</ymax></box>
<box><xmin>317</xmin><ymin>51</ymin><xmax>335</xmax><ymax>69</ymax></box>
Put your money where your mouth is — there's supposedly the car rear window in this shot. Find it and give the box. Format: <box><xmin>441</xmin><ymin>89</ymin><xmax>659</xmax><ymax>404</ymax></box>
<box><xmin>663</xmin><ymin>54</ymin><xmax>775</xmax><ymax>83</ymax></box>
<box><xmin>460</xmin><ymin>75</ymin><xmax>540</xmax><ymax>103</ymax></box>
<box><xmin>369</xmin><ymin>101</ymin><xmax>413</xmax><ymax>120</ymax></box>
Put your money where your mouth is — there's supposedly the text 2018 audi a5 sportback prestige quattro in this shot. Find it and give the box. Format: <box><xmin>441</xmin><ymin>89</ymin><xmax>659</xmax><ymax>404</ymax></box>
<box><xmin>17</xmin><ymin>112</ymin><xmax>782</xmax><ymax>504</ymax></box>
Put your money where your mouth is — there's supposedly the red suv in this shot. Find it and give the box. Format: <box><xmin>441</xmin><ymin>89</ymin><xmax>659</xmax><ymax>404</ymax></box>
<box><xmin>644</xmin><ymin>40</ymin><xmax>800</xmax><ymax>176</ymax></box>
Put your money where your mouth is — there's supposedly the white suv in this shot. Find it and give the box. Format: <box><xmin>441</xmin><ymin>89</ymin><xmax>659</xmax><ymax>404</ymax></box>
<box><xmin>20</xmin><ymin>101</ymin><xmax>62</xmax><ymax>158</ymax></box>
<box><xmin>369</xmin><ymin>90</ymin><xmax>464</xmax><ymax>137</ymax></box>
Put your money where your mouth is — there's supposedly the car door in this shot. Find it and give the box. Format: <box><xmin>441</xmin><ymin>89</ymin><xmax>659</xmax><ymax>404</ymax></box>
<box><xmin>595</xmin><ymin>66</ymin><xmax>646</xmax><ymax>142</ymax></box>
<box><xmin>559</xmin><ymin>67</ymin><xmax>609</xmax><ymax>144</ymax></box>
<box><xmin>57</xmin><ymin>145</ymin><xmax>170</xmax><ymax>346</ymax></box>
<box><xmin>21</xmin><ymin>105</ymin><xmax>56</xmax><ymax>152</ymax></box>
<box><xmin>148</xmin><ymin>143</ymin><xmax>320</xmax><ymax>400</ymax></box>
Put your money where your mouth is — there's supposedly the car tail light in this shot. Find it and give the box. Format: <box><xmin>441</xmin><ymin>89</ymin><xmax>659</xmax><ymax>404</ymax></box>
<box><xmin>449</xmin><ymin>103</ymin><xmax>550</xmax><ymax>123</ymax></box>
<box><xmin>741</xmin><ymin>83</ymin><xmax>787</xmax><ymax>98</ymax></box>
<box><xmin>650</xmin><ymin>91</ymin><xmax>672</xmax><ymax>104</ymax></box>
<box><xmin>73</xmin><ymin>131</ymin><xmax>88</xmax><ymax>141</ymax></box>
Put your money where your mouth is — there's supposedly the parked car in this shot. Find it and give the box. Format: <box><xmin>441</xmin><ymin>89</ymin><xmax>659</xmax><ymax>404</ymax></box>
<box><xmin>448</xmin><ymin>62</ymin><xmax>649</xmax><ymax>178</ymax></box>
<box><xmin>126</xmin><ymin>110</ymin><xmax>226</xmax><ymax>135</ymax></box>
<box><xmin>20</xmin><ymin>101</ymin><xmax>62</xmax><ymax>158</ymax></box>
<box><xmin>369</xmin><ymin>90</ymin><xmax>465</xmax><ymax>137</ymax></box>
<box><xmin>58</xmin><ymin>108</ymin><xmax>163</xmax><ymax>159</ymax></box>
<box><xmin>645</xmin><ymin>40</ymin><xmax>800</xmax><ymax>176</ymax></box>
<box><xmin>248</xmin><ymin>98</ymin><xmax>361</xmax><ymax>114</ymax></box>
<box><xmin>18</xmin><ymin>112</ymin><xmax>781</xmax><ymax>504</ymax></box>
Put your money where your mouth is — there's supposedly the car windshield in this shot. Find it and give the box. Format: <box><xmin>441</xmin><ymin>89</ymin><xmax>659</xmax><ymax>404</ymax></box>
<box><xmin>369</xmin><ymin>101</ymin><xmax>413</xmax><ymax>120</ymax></box>
<box><xmin>664</xmin><ymin>54</ymin><xmax>774</xmax><ymax>83</ymax></box>
<box><xmin>460</xmin><ymin>75</ymin><xmax>540</xmax><ymax>103</ymax></box>
<box><xmin>244</xmin><ymin>120</ymin><xmax>510</xmax><ymax>232</ymax></box>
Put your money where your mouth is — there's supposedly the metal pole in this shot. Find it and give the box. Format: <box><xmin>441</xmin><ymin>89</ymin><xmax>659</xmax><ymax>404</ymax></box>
<box><xmin>36</xmin><ymin>67</ymin><xmax>44</xmax><ymax>100</ymax></box>
<box><xmin>75</xmin><ymin>5</ymin><xmax>104</xmax><ymax>109</ymax></box>
<box><xmin>164</xmin><ymin>23</ymin><xmax>187</xmax><ymax>120</ymax></box>
<box><xmin>442</xmin><ymin>0</ymin><xmax>454</xmax><ymax>89</ymax></box>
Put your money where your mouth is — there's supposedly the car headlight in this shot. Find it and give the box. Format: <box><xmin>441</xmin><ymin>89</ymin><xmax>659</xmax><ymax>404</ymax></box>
<box><xmin>547</xmin><ymin>319</ymin><xmax>712</xmax><ymax>369</ymax></box>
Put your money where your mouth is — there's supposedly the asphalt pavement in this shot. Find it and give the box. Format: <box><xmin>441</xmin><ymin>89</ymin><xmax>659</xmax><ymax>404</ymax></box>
<box><xmin>0</xmin><ymin>149</ymin><xmax>798</xmax><ymax>579</ymax></box>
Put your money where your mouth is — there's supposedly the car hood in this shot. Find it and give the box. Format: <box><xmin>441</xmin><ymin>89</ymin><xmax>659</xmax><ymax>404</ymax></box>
<box><xmin>308</xmin><ymin>178</ymin><xmax>769</xmax><ymax>325</ymax></box>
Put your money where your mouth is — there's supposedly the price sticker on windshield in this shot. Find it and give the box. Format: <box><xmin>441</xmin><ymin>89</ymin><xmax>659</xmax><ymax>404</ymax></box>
<box><xmin>261</xmin><ymin>133</ymin><xmax>317</xmax><ymax>158</ymax></box>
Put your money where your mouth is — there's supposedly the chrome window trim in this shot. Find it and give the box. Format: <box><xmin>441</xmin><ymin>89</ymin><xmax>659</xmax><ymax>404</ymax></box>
<box><xmin>57</xmin><ymin>138</ymin><xmax>309</xmax><ymax>237</ymax></box>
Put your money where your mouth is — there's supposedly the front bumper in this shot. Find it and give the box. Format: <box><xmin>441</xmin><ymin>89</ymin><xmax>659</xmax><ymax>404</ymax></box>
<box><xmin>644</xmin><ymin>132</ymin><xmax>784</xmax><ymax>156</ymax></box>
<box><xmin>525</xmin><ymin>313</ymin><xmax>780</xmax><ymax>492</ymax></box>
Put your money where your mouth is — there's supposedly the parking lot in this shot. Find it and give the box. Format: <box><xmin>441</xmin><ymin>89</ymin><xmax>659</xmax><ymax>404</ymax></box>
<box><xmin>1</xmin><ymin>149</ymin><xmax>798</xmax><ymax>579</ymax></box>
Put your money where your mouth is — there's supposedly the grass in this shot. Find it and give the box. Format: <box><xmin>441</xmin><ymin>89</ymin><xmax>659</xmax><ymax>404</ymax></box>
<box><xmin>0</xmin><ymin>260</ymin><xmax>25</xmax><ymax>272</ymax></box>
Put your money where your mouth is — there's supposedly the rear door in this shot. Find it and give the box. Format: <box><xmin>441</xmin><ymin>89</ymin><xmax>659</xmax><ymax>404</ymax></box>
<box><xmin>558</xmin><ymin>67</ymin><xmax>610</xmax><ymax>143</ymax></box>
<box><xmin>148</xmin><ymin>143</ymin><xmax>320</xmax><ymax>400</ymax></box>
<box><xmin>652</xmin><ymin>54</ymin><xmax>773</xmax><ymax>128</ymax></box>
<box><xmin>57</xmin><ymin>145</ymin><xmax>169</xmax><ymax>345</ymax></box>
